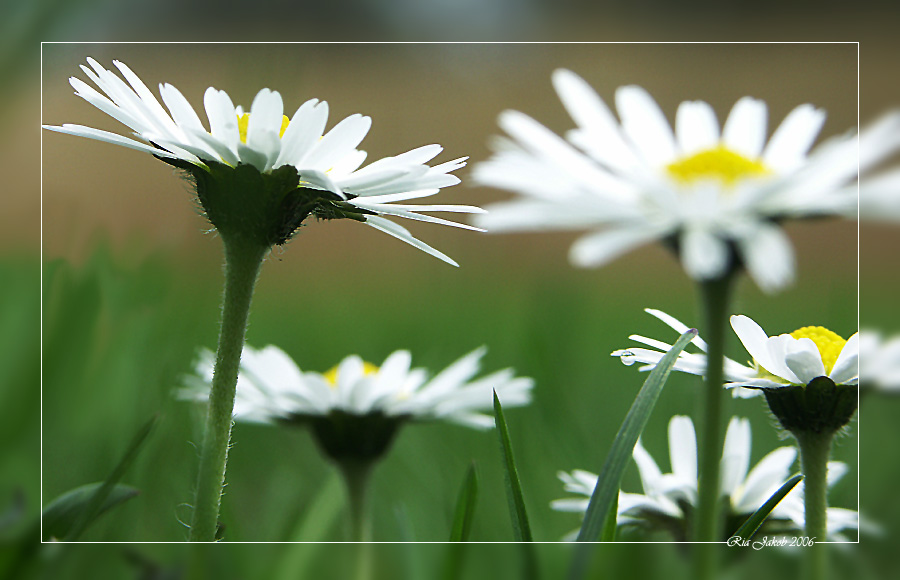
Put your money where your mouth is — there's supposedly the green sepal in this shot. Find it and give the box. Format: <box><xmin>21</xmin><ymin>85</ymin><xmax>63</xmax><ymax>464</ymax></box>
<box><xmin>290</xmin><ymin>410</ymin><xmax>406</xmax><ymax>464</ymax></box>
<box><xmin>164</xmin><ymin>159</ymin><xmax>374</xmax><ymax>248</ymax></box>
<box><xmin>762</xmin><ymin>377</ymin><xmax>858</xmax><ymax>435</ymax></box>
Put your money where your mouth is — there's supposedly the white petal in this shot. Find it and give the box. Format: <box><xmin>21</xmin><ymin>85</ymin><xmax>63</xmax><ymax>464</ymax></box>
<box><xmin>722</xmin><ymin>97</ymin><xmax>767</xmax><ymax>158</ymax></box>
<box><xmin>731</xmin><ymin>315</ymin><xmax>779</xmax><ymax>377</ymax></box>
<box><xmin>830</xmin><ymin>333</ymin><xmax>859</xmax><ymax>384</ymax></box>
<box><xmin>568</xmin><ymin>225</ymin><xmax>667</xmax><ymax>268</ymax></box>
<box><xmin>632</xmin><ymin>439</ymin><xmax>663</xmax><ymax>495</ymax></box>
<box><xmin>615</xmin><ymin>85</ymin><xmax>677</xmax><ymax>167</ymax></box>
<box><xmin>203</xmin><ymin>88</ymin><xmax>240</xmax><ymax>150</ymax></box>
<box><xmin>675</xmin><ymin>100</ymin><xmax>719</xmax><ymax>155</ymax></box>
<box><xmin>763</xmin><ymin>104</ymin><xmax>826</xmax><ymax>173</ymax></box>
<box><xmin>668</xmin><ymin>416</ymin><xmax>698</xmax><ymax>487</ymax></box>
<box><xmin>680</xmin><ymin>227</ymin><xmax>729</xmax><ymax>281</ymax></box>
<box><xmin>737</xmin><ymin>222</ymin><xmax>795</xmax><ymax>293</ymax></box>
<box><xmin>301</xmin><ymin>114</ymin><xmax>372</xmax><ymax>170</ymax></box>
<box><xmin>644</xmin><ymin>308</ymin><xmax>708</xmax><ymax>352</ymax></box>
<box><xmin>784</xmin><ymin>338</ymin><xmax>827</xmax><ymax>383</ymax></box>
<box><xmin>43</xmin><ymin>124</ymin><xmax>181</xmax><ymax>159</ymax></box>
<box><xmin>276</xmin><ymin>99</ymin><xmax>329</xmax><ymax>168</ymax></box>
<box><xmin>720</xmin><ymin>417</ymin><xmax>750</xmax><ymax>497</ymax></box>
<box><xmin>736</xmin><ymin>446</ymin><xmax>797</xmax><ymax>513</ymax></box>
<box><xmin>364</xmin><ymin>216</ymin><xmax>458</xmax><ymax>266</ymax></box>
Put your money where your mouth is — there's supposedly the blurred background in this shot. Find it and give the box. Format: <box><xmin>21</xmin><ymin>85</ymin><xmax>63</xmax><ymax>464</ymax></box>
<box><xmin>3</xmin><ymin>1</ymin><xmax>899</xmax><ymax>579</ymax></box>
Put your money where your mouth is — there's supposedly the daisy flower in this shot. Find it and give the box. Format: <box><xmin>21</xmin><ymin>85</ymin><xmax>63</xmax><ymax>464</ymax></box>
<box><xmin>858</xmin><ymin>330</ymin><xmax>900</xmax><ymax>392</ymax></box>
<box><xmin>181</xmin><ymin>344</ymin><xmax>533</xmax><ymax>460</ymax></box>
<box><xmin>43</xmin><ymin>57</ymin><xmax>481</xmax><ymax>264</ymax></box>
<box><xmin>612</xmin><ymin>308</ymin><xmax>858</xmax><ymax>395</ymax></box>
<box><xmin>552</xmin><ymin>416</ymin><xmax>858</xmax><ymax>541</ymax></box>
<box><xmin>474</xmin><ymin>69</ymin><xmax>900</xmax><ymax>291</ymax></box>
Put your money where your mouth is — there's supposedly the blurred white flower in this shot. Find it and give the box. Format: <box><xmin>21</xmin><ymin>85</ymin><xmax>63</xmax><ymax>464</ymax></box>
<box><xmin>552</xmin><ymin>415</ymin><xmax>857</xmax><ymax>541</ymax></box>
<box><xmin>857</xmin><ymin>169</ymin><xmax>900</xmax><ymax>222</ymax></box>
<box><xmin>43</xmin><ymin>58</ymin><xmax>482</xmax><ymax>264</ymax></box>
<box><xmin>859</xmin><ymin>330</ymin><xmax>900</xmax><ymax>392</ymax></box>
<box><xmin>182</xmin><ymin>344</ymin><xmax>533</xmax><ymax>429</ymax></box>
<box><xmin>475</xmin><ymin>69</ymin><xmax>900</xmax><ymax>291</ymax></box>
<box><xmin>612</xmin><ymin>309</ymin><xmax>858</xmax><ymax>394</ymax></box>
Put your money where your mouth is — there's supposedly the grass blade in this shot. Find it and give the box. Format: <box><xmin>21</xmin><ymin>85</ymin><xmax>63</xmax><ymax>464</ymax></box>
<box><xmin>442</xmin><ymin>462</ymin><xmax>479</xmax><ymax>580</ymax></box>
<box><xmin>731</xmin><ymin>474</ymin><xmax>803</xmax><ymax>541</ymax></box>
<box><xmin>41</xmin><ymin>483</ymin><xmax>140</xmax><ymax>541</ymax></box>
<box><xmin>63</xmin><ymin>414</ymin><xmax>158</xmax><ymax>540</ymax></box>
<box><xmin>449</xmin><ymin>462</ymin><xmax>478</xmax><ymax>542</ymax></box>
<box><xmin>493</xmin><ymin>390</ymin><xmax>532</xmax><ymax>542</ymax></box>
<box><xmin>575</xmin><ymin>328</ymin><xmax>696</xmax><ymax>544</ymax></box>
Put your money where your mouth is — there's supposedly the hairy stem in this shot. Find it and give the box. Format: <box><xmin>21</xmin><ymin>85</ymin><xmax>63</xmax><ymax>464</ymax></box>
<box><xmin>189</xmin><ymin>237</ymin><xmax>267</xmax><ymax>542</ymax></box>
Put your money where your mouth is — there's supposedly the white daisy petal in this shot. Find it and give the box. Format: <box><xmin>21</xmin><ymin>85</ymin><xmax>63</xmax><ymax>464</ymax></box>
<box><xmin>675</xmin><ymin>100</ymin><xmax>719</xmax><ymax>155</ymax></box>
<box><xmin>784</xmin><ymin>337</ymin><xmax>827</xmax><ymax>383</ymax></box>
<box><xmin>830</xmin><ymin>333</ymin><xmax>859</xmax><ymax>384</ymax></box>
<box><xmin>615</xmin><ymin>85</ymin><xmax>678</xmax><ymax>167</ymax></box>
<box><xmin>722</xmin><ymin>97</ymin><xmax>767</xmax><ymax>158</ymax></box>
<box><xmin>763</xmin><ymin>104</ymin><xmax>826</xmax><ymax>173</ymax></box>
<box><xmin>668</xmin><ymin>416</ymin><xmax>698</xmax><ymax>487</ymax></box>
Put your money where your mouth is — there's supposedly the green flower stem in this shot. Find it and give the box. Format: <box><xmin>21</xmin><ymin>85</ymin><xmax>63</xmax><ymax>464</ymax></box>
<box><xmin>189</xmin><ymin>237</ymin><xmax>268</xmax><ymax>542</ymax></box>
<box><xmin>338</xmin><ymin>460</ymin><xmax>375</xmax><ymax>580</ymax></box>
<box><xmin>692</xmin><ymin>273</ymin><xmax>735</xmax><ymax>577</ymax></box>
<box><xmin>795</xmin><ymin>429</ymin><xmax>834</xmax><ymax>580</ymax></box>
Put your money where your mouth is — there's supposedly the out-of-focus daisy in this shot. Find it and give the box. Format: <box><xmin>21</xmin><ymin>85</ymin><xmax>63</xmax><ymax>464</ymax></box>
<box><xmin>43</xmin><ymin>58</ymin><xmax>480</xmax><ymax>264</ymax></box>
<box><xmin>474</xmin><ymin>69</ymin><xmax>900</xmax><ymax>291</ymax></box>
<box><xmin>551</xmin><ymin>416</ymin><xmax>857</xmax><ymax>541</ymax></box>
<box><xmin>612</xmin><ymin>309</ymin><xmax>858</xmax><ymax>395</ymax></box>
<box><xmin>182</xmin><ymin>344</ymin><xmax>533</xmax><ymax>460</ymax></box>
<box><xmin>859</xmin><ymin>330</ymin><xmax>900</xmax><ymax>392</ymax></box>
<box><xmin>857</xmin><ymin>169</ymin><xmax>900</xmax><ymax>222</ymax></box>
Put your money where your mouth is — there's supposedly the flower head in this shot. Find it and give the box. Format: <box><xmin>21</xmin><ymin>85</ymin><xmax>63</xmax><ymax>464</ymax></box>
<box><xmin>43</xmin><ymin>58</ymin><xmax>482</xmax><ymax>264</ymax></box>
<box><xmin>475</xmin><ymin>69</ymin><xmax>899</xmax><ymax>291</ymax></box>
<box><xmin>552</xmin><ymin>415</ymin><xmax>857</xmax><ymax>541</ymax></box>
<box><xmin>612</xmin><ymin>309</ymin><xmax>858</xmax><ymax>394</ymax></box>
<box><xmin>181</xmin><ymin>345</ymin><xmax>533</xmax><ymax>462</ymax></box>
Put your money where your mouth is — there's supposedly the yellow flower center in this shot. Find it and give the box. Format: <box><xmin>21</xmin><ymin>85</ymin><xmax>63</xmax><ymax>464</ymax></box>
<box><xmin>789</xmin><ymin>326</ymin><xmax>846</xmax><ymax>375</ymax></box>
<box><xmin>323</xmin><ymin>361</ymin><xmax>380</xmax><ymax>387</ymax></box>
<box><xmin>237</xmin><ymin>113</ymin><xmax>291</xmax><ymax>144</ymax></box>
<box><xmin>666</xmin><ymin>145</ymin><xmax>769</xmax><ymax>185</ymax></box>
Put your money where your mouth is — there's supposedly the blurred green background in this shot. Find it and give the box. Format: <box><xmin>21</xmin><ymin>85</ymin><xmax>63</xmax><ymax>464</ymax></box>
<box><xmin>0</xmin><ymin>7</ymin><xmax>897</xmax><ymax>579</ymax></box>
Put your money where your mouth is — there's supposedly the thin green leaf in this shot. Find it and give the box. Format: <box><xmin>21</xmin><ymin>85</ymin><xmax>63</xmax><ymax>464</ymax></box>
<box><xmin>449</xmin><ymin>462</ymin><xmax>478</xmax><ymax>542</ymax></box>
<box><xmin>442</xmin><ymin>463</ymin><xmax>479</xmax><ymax>580</ymax></box>
<box><xmin>575</xmin><ymin>329</ymin><xmax>697</xmax><ymax>544</ymax></box>
<box><xmin>731</xmin><ymin>474</ymin><xmax>803</xmax><ymax>541</ymax></box>
<box><xmin>493</xmin><ymin>391</ymin><xmax>532</xmax><ymax>542</ymax></box>
<box><xmin>41</xmin><ymin>483</ymin><xmax>139</xmax><ymax>541</ymax></box>
<box><xmin>64</xmin><ymin>414</ymin><xmax>158</xmax><ymax>540</ymax></box>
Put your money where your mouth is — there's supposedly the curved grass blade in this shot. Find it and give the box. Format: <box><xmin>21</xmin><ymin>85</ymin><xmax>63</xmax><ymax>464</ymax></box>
<box><xmin>493</xmin><ymin>391</ymin><xmax>532</xmax><ymax>542</ymax></box>
<box><xmin>449</xmin><ymin>462</ymin><xmax>478</xmax><ymax>542</ymax></box>
<box><xmin>41</xmin><ymin>483</ymin><xmax>140</xmax><ymax>541</ymax></box>
<box><xmin>575</xmin><ymin>329</ymin><xmax>696</xmax><ymax>544</ymax></box>
<box><xmin>731</xmin><ymin>474</ymin><xmax>803</xmax><ymax>541</ymax></box>
<box><xmin>63</xmin><ymin>414</ymin><xmax>158</xmax><ymax>540</ymax></box>
<box><xmin>569</xmin><ymin>329</ymin><xmax>697</xmax><ymax>580</ymax></box>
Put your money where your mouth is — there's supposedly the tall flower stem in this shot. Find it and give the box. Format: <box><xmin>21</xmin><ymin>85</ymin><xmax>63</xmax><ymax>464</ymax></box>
<box><xmin>339</xmin><ymin>460</ymin><xmax>375</xmax><ymax>580</ymax></box>
<box><xmin>795</xmin><ymin>430</ymin><xmax>834</xmax><ymax>580</ymax></box>
<box><xmin>692</xmin><ymin>272</ymin><xmax>735</xmax><ymax>577</ymax></box>
<box><xmin>189</xmin><ymin>237</ymin><xmax>267</xmax><ymax>542</ymax></box>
